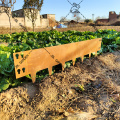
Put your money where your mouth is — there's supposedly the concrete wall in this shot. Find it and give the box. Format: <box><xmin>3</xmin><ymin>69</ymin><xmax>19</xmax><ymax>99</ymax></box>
<box><xmin>0</xmin><ymin>7</ymin><xmax>55</xmax><ymax>28</ymax></box>
<box><xmin>47</xmin><ymin>14</ymin><xmax>56</xmax><ymax>27</ymax></box>
<box><xmin>24</xmin><ymin>9</ymin><xmax>40</xmax><ymax>27</ymax></box>
<box><xmin>40</xmin><ymin>14</ymin><xmax>56</xmax><ymax>28</ymax></box>
<box><xmin>0</xmin><ymin>12</ymin><xmax>11</xmax><ymax>27</ymax></box>
<box><xmin>40</xmin><ymin>18</ymin><xmax>49</xmax><ymax>28</ymax></box>
<box><xmin>12</xmin><ymin>17</ymin><xmax>25</xmax><ymax>27</ymax></box>
<box><xmin>47</xmin><ymin>14</ymin><xmax>55</xmax><ymax>21</ymax></box>
<box><xmin>0</xmin><ymin>12</ymin><xmax>25</xmax><ymax>28</ymax></box>
<box><xmin>0</xmin><ymin>7</ymin><xmax>12</xmax><ymax>27</ymax></box>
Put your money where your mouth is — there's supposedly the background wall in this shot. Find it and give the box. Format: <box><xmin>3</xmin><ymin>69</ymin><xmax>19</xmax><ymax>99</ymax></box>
<box><xmin>0</xmin><ymin>7</ymin><xmax>56</xmax><ymax>28</ymax></box>
<box><xmin>40</xmin><ymin>18</ymin><xmax>49</xmax><ymax>28</ymax></box>
<box><xmin>0</xmin><ymin>12</ymin><xmax>11</xmax><ymax>27</ymax></box>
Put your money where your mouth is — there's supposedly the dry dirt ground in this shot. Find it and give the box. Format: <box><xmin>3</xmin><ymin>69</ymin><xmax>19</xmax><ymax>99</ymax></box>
<box><xmin>0</xmin><ymin>51</ymin><xmax>120</xmax><ymax>120</ymax></box>
<box><xmin>1</xmin><ymin>26</ymin><xmax>120</xmax><ymax>34</ymax></box>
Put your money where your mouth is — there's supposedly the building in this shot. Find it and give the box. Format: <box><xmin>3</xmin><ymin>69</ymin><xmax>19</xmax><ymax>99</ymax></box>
<box><xmin>0</xmin><ymin>6</ymin><xmax>56</xmax><ymax>28</ymax></box>
<box><xmin>109</xmin><ymin>11</ymin><xmax>120</xmax><ymax>21</ymax></box>
<box><xmin>40</xmin><ymin>14</ymin><xmax>56</xmax><ymax>28</ymax></box>
<box><xmin>12</xmin><ymin>8</ymin><xmax>41</xmax><ymax>28</ymax></box>
<box><xmin>96</xmin><ymin>11</ymin><xmax>120</xmax><ymax>25</ymax></box>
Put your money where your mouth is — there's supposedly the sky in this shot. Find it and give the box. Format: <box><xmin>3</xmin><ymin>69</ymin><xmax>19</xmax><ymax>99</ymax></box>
<box><xmin>12</xmin><ymin>0</ymin><xmax>120</xmax><ymax>21</ymax></box>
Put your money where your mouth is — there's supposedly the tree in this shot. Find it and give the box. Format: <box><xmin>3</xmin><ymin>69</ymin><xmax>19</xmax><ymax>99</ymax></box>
<box><xmin>84</xmin><ymin>19</ymin><xmax>93</xmax><ymax>23</ymax></box>
<box><xmin>48</xmin><ymin>17</ymin><xmax>56</xmax><ymax>28</ymax></box>
<box><xmin>0</xmin><ymin>0</ymin><xmax>16</xmax><ymax>33</ymax></box>
<box><xmin>22</xmin><ymin>0</ymin><xmax>43</xmax><ymax>32</ymax></box>
<box><xmin>60</xmin><ymin>16</ymin><xmax>68</xmax><ymax>22</ymax></box>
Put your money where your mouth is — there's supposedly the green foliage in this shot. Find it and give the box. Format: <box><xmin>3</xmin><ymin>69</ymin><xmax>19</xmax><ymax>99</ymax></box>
<box><xmin>75</xmin><ymin>84</ymin><xmax>85</xmax><ymax>92</ymax></box>
<box><xmin>0</xmin><ymin>29</ymin><xmax>120</xmax><ymax>92</ymax></box>
<box><xmin>64</xmin><ymin>61</ymin><xmax>72</xmax><ymax>68</ymax></box>
<box><xmin>84</xmin><ymin>19</ymin><xmax>93</xmax><ymax>23</ymax></box>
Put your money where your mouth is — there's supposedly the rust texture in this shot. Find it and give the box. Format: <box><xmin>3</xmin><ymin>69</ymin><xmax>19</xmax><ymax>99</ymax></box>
<box><xmin>13</xmin><ymin>38</ymin><xmax>102</xmax><ymax>83</ymax></box>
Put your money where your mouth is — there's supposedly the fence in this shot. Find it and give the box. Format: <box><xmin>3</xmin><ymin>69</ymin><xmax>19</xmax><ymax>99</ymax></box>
<box><xmin>13</xmin><ymin>38</ymin><xmax>102</xmax><ymax>83</ymax></box>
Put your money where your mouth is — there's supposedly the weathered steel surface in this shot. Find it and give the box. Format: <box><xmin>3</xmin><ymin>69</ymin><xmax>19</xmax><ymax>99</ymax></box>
<box><xmin>13</xmin><ymin>38</ymin><xmax>102</xmax><ymax>83</ymax></box>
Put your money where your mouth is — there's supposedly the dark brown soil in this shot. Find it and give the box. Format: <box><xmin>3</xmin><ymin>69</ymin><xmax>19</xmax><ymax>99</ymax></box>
<box><xmin>0</xmin><ymin>51</ymin><xmax>120</xmax><ymax>120</ymax></box>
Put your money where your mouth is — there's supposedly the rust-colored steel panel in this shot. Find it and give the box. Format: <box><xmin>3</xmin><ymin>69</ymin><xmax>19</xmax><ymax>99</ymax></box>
<box><xmin>13</xmin><ymin>38</ymin><xmax>102</xmax><ymax>83</ymax></box>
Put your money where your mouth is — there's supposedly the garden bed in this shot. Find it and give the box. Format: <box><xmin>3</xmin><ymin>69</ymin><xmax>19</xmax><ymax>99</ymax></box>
<box><xmin>0</xmin><ymin>51</ymin><xmax>120</xmax><ymax>120</ymax></box>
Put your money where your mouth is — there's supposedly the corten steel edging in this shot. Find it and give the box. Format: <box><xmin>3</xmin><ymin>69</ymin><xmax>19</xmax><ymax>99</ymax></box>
<box><xmin>13</xmin><ymin>38</ymin><xmax>102</xmax><ymax>83</ymax></box>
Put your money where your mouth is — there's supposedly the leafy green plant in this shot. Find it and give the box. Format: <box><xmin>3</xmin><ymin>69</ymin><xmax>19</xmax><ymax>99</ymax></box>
<box><xmin>0</xmin><ymin>29</ymin><xmax>120</xmax><ymax>92</ymax></box>
<box><xmin>74</xmin><ymin>84</ymin><xmax>85</xmax><ymax>92</ymax></box>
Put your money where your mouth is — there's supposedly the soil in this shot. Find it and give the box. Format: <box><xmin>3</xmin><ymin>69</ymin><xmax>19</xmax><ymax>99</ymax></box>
<box><xmin>0</xmin><ymin>50</ymin><xmax>120</xmax><ymax>120</ymax></box>
<box><xmin>1</xmin><ymin>26</ymin><xmax>120</xmax><ymax>34</ymax></box>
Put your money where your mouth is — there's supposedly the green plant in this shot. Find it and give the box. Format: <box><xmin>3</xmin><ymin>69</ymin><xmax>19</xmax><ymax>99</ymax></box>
<box><xmin>75</xmin><ymin>84</ymin><xmax>85</xmax><ymax>92</ymax></box>
<box><xmin>0</xmin><ymin>29</ymin><xmax>120</xmax><ymax>92</ymax></box>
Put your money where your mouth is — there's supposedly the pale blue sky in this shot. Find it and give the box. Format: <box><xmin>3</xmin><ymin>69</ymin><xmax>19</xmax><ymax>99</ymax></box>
<box><xmin>13</xmin><ymin>0</ymin><xmax>120</xmax><ymax>21</ymax></box>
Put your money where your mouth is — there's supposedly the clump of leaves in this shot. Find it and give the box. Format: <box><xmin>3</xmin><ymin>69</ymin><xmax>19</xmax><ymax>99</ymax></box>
<box><xmin>74</xmin><ymin>84</ymin><xmax>85</xmax><ymax>92</ymax></box>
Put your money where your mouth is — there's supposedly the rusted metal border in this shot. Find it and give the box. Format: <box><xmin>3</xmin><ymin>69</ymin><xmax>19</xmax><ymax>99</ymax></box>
<box><xmin>13</xmin><ymin>38</ymin><xmax>102</xmax><ymax>83</ymax></box>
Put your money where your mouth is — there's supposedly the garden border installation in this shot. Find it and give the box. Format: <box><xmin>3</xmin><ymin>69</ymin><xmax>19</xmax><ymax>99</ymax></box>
<box><xmin>13</xmin><ymin>38</ymin><xmax>102</xmax><ymax>83</ymax></box>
